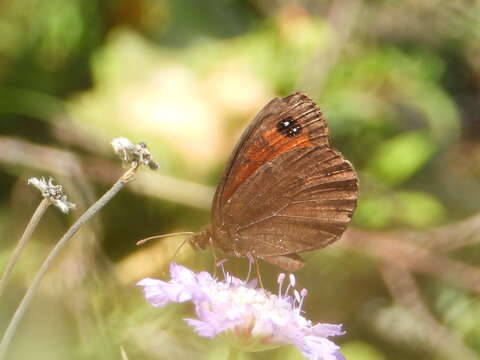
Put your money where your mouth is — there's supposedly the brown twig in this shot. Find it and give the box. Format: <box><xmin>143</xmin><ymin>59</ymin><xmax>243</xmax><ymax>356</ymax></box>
<box><xmin>380</xmin><ymin>264</ymin><xmax>477</xmax><ymax>360</ymax></box>
<box><xmin>416</xmin><ymin>213</ymin><xmax>480</xmax><ymax>252</ymax></box>
<box><xmin>0</xmin><ymin>136</ymin><xmax>213</xmax><ymax>210</ymax></box>
<box><xmin>343</xmin><ymin>229</ymin><xmax>480</xmax><ymax>294</ymax></box>
<box><xmin>297</xmin><ymin>0</ymin><xmax>363</xmax><ymax>94</ymax></box>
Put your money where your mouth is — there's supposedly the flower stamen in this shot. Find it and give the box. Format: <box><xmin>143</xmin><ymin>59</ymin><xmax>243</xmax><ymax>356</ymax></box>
<box><xmin>277</xmin><ymin>273</ymin><xmax>286</xmax><ymax>298</ymax></box>
<box><xmin>294</xmin><ymin>289</ymin><xmax>301</xmax><ymax>304</ymax></box>
<box><xmin>216</xmin><ymin>259</ymin><xmax>228</xmax><ymax>281</ymax></box>
<box><xmin>284</xmin><ymin>274</ymin><xmax>296</xmax><ymax>297</ymax></box>
<box><xmin>289</xmin><ymin>274</ymin><xmax>296</xmax><ymax>288</ymax></box>
<box><xmin>298</xmin><ymin>288</ymin><xmax>308</xmax><ymax>313</ymax></box>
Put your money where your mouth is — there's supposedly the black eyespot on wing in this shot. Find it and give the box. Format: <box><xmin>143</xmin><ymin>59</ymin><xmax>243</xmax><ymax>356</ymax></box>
<box><xmin>277</xmin><ymin>117</ymin><xmax>302</xmax><ymax>138</ymax></box>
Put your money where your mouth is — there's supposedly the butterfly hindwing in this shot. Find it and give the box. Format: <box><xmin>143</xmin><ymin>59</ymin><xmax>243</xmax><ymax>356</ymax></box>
<box><xmin>221</xmin><ymin>145</ymin><xmax>358</xmax><ymax>257</ymax></box>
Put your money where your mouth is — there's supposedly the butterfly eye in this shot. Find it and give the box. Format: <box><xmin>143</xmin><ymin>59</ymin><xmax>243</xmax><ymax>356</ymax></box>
<box><xmin>277</xmin><ymin>117</ymin><xmax>302</xmax><ymax>138</ymax></box>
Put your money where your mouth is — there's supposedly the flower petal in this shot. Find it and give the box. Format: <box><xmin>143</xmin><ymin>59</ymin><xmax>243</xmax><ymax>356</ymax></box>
<box><xmin>298</xmin><ymin>335</ymin><xmax>341</xmax><ymax>360</ymax></box>
<box><xmin>170</xmin><ymin>263</ymin><xmax>194</xmax><ymax>280</ymax></box>
<box><xmin>185</xmin><ymin>318</ymin><xmax>220</xmax><ymax>338</ymax></box>
<box><xmin>137</xmin><ymin>277</ymin><xmax>191</xmax><ymax>306</ymax></box>
<box><xmin>311</xmin><ymin>323</ymin><xmax>345</xmax><ymax>337</ymax></box>
<box><xmin>196</xmin><ymin>271</ymin><xmax>213</xmax><ymax>283</ymax></box>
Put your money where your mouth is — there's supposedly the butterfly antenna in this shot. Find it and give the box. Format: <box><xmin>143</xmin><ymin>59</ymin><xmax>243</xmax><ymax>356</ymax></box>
<box><xmin>209</xmin><ymin>238</ymin><xmax>219</xmax><ymax>277</ymax></box>
<box><xmin>136</xmin><ymin>232</ymin><xmax>194</xmax><ymax>246</ymax></box>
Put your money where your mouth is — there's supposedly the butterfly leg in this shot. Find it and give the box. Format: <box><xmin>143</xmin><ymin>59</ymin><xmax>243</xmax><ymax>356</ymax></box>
<box><xmin>254</xmin><ymin>255</ymin><xmax>265</xmax><ymax>289</ymax></box>
<box><xmin>209</xmin><ymin>238</ymin><xmax>219</xmax><ymax>277</ymax></box>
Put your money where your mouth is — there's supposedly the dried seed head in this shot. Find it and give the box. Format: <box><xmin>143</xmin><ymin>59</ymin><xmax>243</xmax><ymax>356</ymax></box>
<box><xmin>27</xmin><ymin>177</ymin><xmax>76</xmax><ymax>213</ymax></box>
<box><xmin>111</xmin><ymin>137</ymin><xmax>159</xmax><ymax>170</ymax></box>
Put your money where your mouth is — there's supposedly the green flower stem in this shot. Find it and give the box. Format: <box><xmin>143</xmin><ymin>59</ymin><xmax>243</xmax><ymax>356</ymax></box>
<box><xmin>0</xmin><ymin>198</ymin><xmax>51</xmax><ymax>298</ymax></box>
<box><xmin>0</xmin><ymin>167</ymin><xmax>137</xmax><ymax>360</ymax></box>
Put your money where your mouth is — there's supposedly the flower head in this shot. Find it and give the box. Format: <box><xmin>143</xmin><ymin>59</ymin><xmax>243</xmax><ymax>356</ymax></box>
<box><xmin>27</xmin><ymin>177</ymin><xmax>75</xmax><ymax>213</ymax></box>
<box><xmin>137</xmin><ymin>263</ymin><xmax>345</xmax><ymax>360</ymax></box>
<box><xmin>111</xmin><ymin>137</ymin><xmax>158</xmax><ymax>170</ymax></box>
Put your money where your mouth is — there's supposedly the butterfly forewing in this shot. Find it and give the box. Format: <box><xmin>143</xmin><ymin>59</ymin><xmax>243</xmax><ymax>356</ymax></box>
<box><xmin>213</xmin><ymin>93</ymin><xmax>330</xmax><ymax>222</ymax></box>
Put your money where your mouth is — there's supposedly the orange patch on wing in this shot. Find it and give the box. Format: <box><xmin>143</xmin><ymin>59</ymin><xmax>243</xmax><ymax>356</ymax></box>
<box><xmin>253</xmin><ymin>129</ymin><xmax>314</xmax><ymax>162</ymax></box>
<box><xmin>223</xmin><ymin>162</ymin><xmax>261</xmax><ymax>200</ymax></box>
<box><xmin>222</xmin><ymin>129</ymin><xmax>314</xmax><ymax>200</ymax></box>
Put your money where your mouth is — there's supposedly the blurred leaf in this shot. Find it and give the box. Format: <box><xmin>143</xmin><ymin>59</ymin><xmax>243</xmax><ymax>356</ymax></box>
<box><xmin>434</xmin><ymin>287</ymin><xmax>480</xmax><ymax>352</ymax></box>
<box><xmin>206</xmin><ymin>342</ymin><xmax>252</xmax><ymax>360</ymax></box>
<box><xmin>274</xmin><ymin>346</ymin><xmax>308</xmax><ymax>360</ymax></box>
<box><xmin>324</xmin><ymin>48</ymin><xmax>460</xmax><ymax>148</ymax></box>
<box><xmin>396</xmin><ymin>190</ymin><xmax>446</xmax><ymax>228</ymax></box>
<box><xmin>35</xmin><ymin>0</ymin><xmax>86</xmax><ymax>69</ymax></box>
<box><xmin>341</xmin><ymin>341</ymin><xmax>386</xmax><ymax>360</ymax></box>
<box><xmin>206</xmin><ymin>342</ymin><xmax>231</xmax><ymax>360</ymax></box>
<box><xmin>366</xmin><ymin>132</ymin><xmax>436</xmax><ymax>186</ymax></box>
<box><xmin>354</xmin><ymin>195</ymin><xmax>396</xmax><ymax>228</ymax></box>
<box><xmin>355</xmin><ymin>190</ymin><xmax>445</xmax><ymax>228</ymax></box>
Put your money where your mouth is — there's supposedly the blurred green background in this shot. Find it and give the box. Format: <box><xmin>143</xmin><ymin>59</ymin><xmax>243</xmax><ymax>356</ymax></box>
<box><xmin>1</xmin><ymin>0</ymin><xmax>480</xmax><ymax>359</ymax></box>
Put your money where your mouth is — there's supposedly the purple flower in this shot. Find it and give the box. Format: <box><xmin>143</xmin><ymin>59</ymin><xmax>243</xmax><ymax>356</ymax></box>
<box><xmin>137</xmin><ymin>263</ymin><xmax>345</xmax><ymax>360</ymax></box>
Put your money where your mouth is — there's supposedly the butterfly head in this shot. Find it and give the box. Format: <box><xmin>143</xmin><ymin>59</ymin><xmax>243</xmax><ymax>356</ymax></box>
<box><xmin>189</xmin><ymin>227</ymin><xmax>212</xmax><ymax>250</ymax></box>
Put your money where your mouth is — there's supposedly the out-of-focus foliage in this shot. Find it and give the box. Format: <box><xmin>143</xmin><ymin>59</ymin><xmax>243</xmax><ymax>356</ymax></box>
<box><xmin>1</xmin><ymin>0</ymin><xmax>480</xmax><ymax>359</ymax></box>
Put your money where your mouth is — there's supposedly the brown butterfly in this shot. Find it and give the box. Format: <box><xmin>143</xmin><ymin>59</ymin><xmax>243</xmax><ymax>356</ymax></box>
<box><xmin>190</xmin><ymin>92</ymin><xmax>358</xmax><ymax>271</ymax></box>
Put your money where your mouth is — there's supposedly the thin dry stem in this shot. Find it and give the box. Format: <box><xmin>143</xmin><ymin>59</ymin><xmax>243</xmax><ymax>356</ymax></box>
<box><xmin>0</xmin><ymin>168</ymin><xmax>136</xmax><ymax>360</ymax></box>
<box><xmin>120</xmin><ymin>345</ymin><xmax>129</xmax><ymax>360</ymax></box>
<box><xmin>0</xmin><ymin>198</ymin><xmax>51</xmax><ymax>297</ymax></box>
